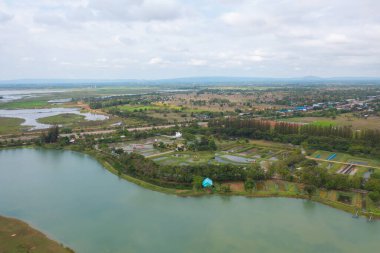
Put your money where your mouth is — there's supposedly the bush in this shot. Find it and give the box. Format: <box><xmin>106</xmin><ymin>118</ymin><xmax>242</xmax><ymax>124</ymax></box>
<box><xmin>304</xmin><ymin>185</ymin><xmax>317</xmax><ymax>199</ymax></box>
<box><xmin>244</xmin><ymin>178</ymin><xmax>255</xmax><ymax>191</ymax></box>
<box><xmin>368</xmin><ymin>191</ymin><xmax>380</xmax><ymax>203</ymax></box>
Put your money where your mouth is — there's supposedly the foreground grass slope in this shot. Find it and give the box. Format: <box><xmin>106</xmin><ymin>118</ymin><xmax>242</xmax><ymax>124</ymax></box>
<box><xmin>0</xmin><ymin>216</ymin><xmax>74</xmax><ymax>253</ymax></box>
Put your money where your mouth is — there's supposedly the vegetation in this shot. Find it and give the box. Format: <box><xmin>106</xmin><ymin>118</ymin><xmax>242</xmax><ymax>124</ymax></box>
<box><xmin>0</xmin><ymin>117</ymin><xmax>25</xmax><ymax>135</ymax></box>
<box><xmin>40</xmin><ymin>125</ymin><xmax>60</xmax><ymax>143</ymax></box>
<box><xmin>1</xmin><ymin>84</ymin><xmax>380</xmax><ymax>219</ymax></box>
<box><xmin>209</xmin><ymin>118</ymin><xmax>380</xmax><ymax>156</ymax></box>
<box><xmin>0</xmin><ymin>215</ymin><xmax>74</xmax><ymax>253</ymax></box>
<box><xmin>37</xmin><ymin>113</ymin><xmax>86</xmax><ymax>125</ymax></box>
<box><xmin>0</xmin><ymin>100</ymin><xmax>50</xmax><ymax>109</ymax></box>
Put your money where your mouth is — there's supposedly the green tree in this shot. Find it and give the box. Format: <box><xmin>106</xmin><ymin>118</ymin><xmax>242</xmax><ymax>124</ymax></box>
<box><xmin>304</xmin><ymin>185</ymin><xmax>317</xmax><ymax>199</ymax></box>
<box><xmin>208</xmin><ymin>139</ymin><xmax>217</xmax><ymax>150</ymax></box>
<box><xmin>192</xmin><ymin>176</ymin><xmax>203</xmax><ymax>191</ymax></box>
<box><xmin>368</xmin><ymin>191</ymin><xmax>380</xmax><ymax>203</ymax></box>
<box><xmin>42</xmin><ymin>125</ymin><xmax>59</xmax><ymax>143</ymax></box>
<box><xmin>244</xmin><ymin>178</ymin><xmax>255</xmax><ymax>192</ymax></box>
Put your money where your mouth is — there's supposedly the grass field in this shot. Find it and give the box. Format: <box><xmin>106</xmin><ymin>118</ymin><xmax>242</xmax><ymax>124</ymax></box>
<box><xmin>0</xmin><ymin>100</ymin><xmax>50</xmax><ymax>109</ymax></box>
<box><xmin>0</xmin><ymin>117</ymin><xmax>26</xmax><ymax>135</ymax></box>
<box><xmin>310</xmin><ymin>120</ymin><xmax>337</xmax><ymax>127</ymax></box>
<box><xmin>284</xmin><ymin>114</ymin><xmax>380</xmax><ymax>130</ymax></box>
<box><xmin>37</xmin><ymin>113</ymin><xmax>130</xmax><ymax>130</ymax></box>
<box><xmin>153</xmin><ymin>151</ymin><xmax>216</xmax><ymax>166</ymax></box>
<box><xmin>118</xmin><ymin>103</ymin><xmax>182</xmax><ymax>112</ymax></box>
<box><xmin>37</xmin><ymin>113</ymin><xmax>86</xmax><ymax>125</ymax></box>
<box><xmin>0</xmin><ymin>215</ymin><xmax>74</xmax><ymax>253</ymax></box>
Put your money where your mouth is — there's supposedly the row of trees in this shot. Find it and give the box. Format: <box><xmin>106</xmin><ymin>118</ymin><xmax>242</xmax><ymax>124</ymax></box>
<box><xmin>208</xmin><ymin>118</ymin><xmax>380</xmax><ymax>156</ymax></box>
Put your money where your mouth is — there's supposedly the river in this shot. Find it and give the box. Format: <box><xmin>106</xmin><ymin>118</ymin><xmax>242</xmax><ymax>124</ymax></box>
<box><xmin>0</xmin><ymin>148</ymin><xmax>379</xmax><ymax>253</ymax></box>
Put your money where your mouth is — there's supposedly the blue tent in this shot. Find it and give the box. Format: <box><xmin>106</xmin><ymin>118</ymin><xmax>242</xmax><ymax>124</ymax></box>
<box><xmin>202</xmin><ymin>178</ymin><xmax>213</xmax><ymax>188</ymax></box>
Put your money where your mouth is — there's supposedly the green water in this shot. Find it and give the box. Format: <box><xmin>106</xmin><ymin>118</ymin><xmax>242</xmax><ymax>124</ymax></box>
<box><xmin>0</xmin><ymin>149</ymin><xmax>379</xmax><ymax>253</ymax></box>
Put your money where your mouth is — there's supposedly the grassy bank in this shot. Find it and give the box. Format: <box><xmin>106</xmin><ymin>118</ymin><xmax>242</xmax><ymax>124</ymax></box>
<box><xmin>0</xmin><ymin>215</ymin><xmax>74</xmax><ymax>253</ymax></box>
<box><xmin>80</xmin><ymin>149</ymin><xmax>191</xmax><ymax>195</ymax></box>
<box><xmin>0</xmin><ymin>117</ymin><xmax>26</xmax><ymax>135</ymax></box>
<box><xmin>37</xmin><ymin>113</ymin><xmax>86</xmax><ymax>125</ymax></box>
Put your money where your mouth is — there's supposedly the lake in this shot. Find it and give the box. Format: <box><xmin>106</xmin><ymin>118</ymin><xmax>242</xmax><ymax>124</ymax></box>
<box><xmin>0</xmin><ymin>148</ymin><xmax>379</xmax><ymax>253</ymax></box>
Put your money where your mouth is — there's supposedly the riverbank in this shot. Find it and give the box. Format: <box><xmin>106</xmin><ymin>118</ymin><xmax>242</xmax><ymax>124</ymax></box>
<box><xmin>77</xmin><ymin>148</ymin><xmax>380</xmax><ymax>219</ymax></box>
<box><xmin>0</xmin><ymin>215</ymin><xmax>74</xmax><ymax>253</ymax></box>
<box><xmin>1</xmin><ymin>145</ymin><xmax>379</xmax><ymax>219</ymax></box>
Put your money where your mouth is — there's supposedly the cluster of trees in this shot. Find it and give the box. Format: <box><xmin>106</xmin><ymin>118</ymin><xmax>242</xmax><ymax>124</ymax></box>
<box><xmin>208</xmin><ymin>118</ymin><xmax>380</xmax><ymax>156</ymax></box>
<box><xmin>187</xmin><ymin>136</ymin><xmax>217</xmax><ymax>151</ymax></box>
<box><xmin>299</xmin><ymin>165</ymin><xmax>362</xmax><ymax>191</ymax></box>
<box><xmin>209</xmin><ymin>118</ymin><xmax>271</xmax><ymax>139</ymax></box>
<box><xmin>107</xmin><ymin>107</ymin><xmax>167</xmax><ymax>125</ymax></box>
<box><xmin>40</xmin><ymin>126</ymin><xmax>59</xmax><ymax>143</ymax></box>
<box><xmin>365</xmin><ymin>172</ymin><xmax>380</xmax><ymax>203</ymax></box>
<box><xmin>86</xmin><ymin>94</ymin><xmax>159</xmax><ymax>109</ymax></box>
<box><xmin>107</xmin><ymin>150</ymin><xmax>255</xmax><ymax>188</ymax></box>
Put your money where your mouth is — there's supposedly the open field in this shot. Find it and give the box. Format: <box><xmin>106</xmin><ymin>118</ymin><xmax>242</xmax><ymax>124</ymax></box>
<box><xmin>37</xmin><ymin>113</ymin><xmax>86</xmax><ymax>125</ymax></box>
<box><xmin>0</xmin><ymin>117</ymin><xmax>26</xmax><ymax>134</ymax></box>
<box><xmin>0</xmin><ymin>100</ymin><xmax>50</xmax><ymax>109</ymax></box>
<box><xmin>284</xmin><ymin>114</ymin><xmax>380</xmax><ymax>130</ymax></box>
<box><xmin>310</xmin><ymin>120</ymin><xmax>337</xmax><ymax>127</ymax></box>
<box><xmin>0</xmin><ymin>215</ymin><xmax>74</xmax><ymax>253</ymax></box>
<box><xmin>150</xmin><ymin>140</ymin><xmax>290</xmax><ymax>167</ymax></box>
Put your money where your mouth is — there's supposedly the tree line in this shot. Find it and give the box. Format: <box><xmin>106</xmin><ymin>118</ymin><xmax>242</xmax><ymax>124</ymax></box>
<box><xmin>208</xmin><ymin>118</ymin><xmax>380</xmax><ymax>156</ymax></box>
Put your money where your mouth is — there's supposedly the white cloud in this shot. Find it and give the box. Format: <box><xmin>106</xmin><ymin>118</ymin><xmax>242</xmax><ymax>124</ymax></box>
<box><xmin>325</xmin><ymin>33</ymin><xmax>350</xmax><ymax>44</ymax></box>
<box><xmin>188</xmin><ymin>59</ymin><xmax>207</xmax><ymax>66</ymax></box>
<box><xmin>0</xmin><ymin>10</ymin><xmax>13</xmax><ymax>23</ymax></box>
<box><xmin>148</xmin><ymin>57</ymin><xmax>167</xmax><ymax>65</ymax></box>
<box><xmin>0</xmin><ymin>0</ymin><xmax>379</xmax><ymax>79</ymax></box>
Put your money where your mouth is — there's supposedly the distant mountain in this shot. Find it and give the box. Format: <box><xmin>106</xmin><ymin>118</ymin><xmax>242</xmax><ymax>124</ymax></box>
<box><xmin>0</xmin><ymin>76</ymin><xmax>380</xmax><ymax>88</ymax></box>
<box><xmin>302</xmin><ymin>76</ymin><xmax>322</xmax><ymax>80</ymax></box>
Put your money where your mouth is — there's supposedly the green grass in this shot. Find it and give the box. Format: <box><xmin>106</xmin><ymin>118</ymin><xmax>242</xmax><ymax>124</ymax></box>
<box><xmin>310</xmin><ymin>120</ymin><xmax>337</xmax><ymax>127</ymax></box>
<box><xmin>0</xmin><ymin>100</ymin><xmax>50</xmax><ymax>109</ymax></box>
<box><xmin>118</xmin><ymin>104</ymin><xmax>182</xmax><ymax>112</ymax></box>
<box><xmin>153</xmin><ymin>151</ymin><xmax>216</xmax><ymax>166</ymax></box>
<box><xmin>118</xmin><ymin>105</ymin><xmax>157</xmax><ymax>111</ymax></box>
<box><xmin>37</xmin><ymin>113</ymin><xmax>86</xmax><ymax>125</ymax></box>
<box><xmin>311</xmin><ymin>150</ymin><xmax>380</xmax><ymax>168</ymax></box>
<box><xmin>0</xmin><ymin>215</ymin><xmax>74</xmax><ymax>253</ymax></box>
<box><xmin>0</xmin><ymin>117</ymin><xmax>26</xmax><ymax>135</ymax></box>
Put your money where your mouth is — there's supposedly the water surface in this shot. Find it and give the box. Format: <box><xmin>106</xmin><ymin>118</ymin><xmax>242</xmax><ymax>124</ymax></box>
<box><xmin>0</xmin><ymin>108</ymin><xmax>108</xmax><ymax>130</ymax></box>
<box><xmin>0</xmin><ymin>149</ymin><xmax>379</xmax><ymax>253</ymax></box>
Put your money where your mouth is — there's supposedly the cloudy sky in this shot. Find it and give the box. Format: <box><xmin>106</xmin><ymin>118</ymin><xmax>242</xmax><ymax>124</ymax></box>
<box><xmin>0</xmin><ymin>0</ymin><xmax>379</xmax><ymax>79</ymax></box>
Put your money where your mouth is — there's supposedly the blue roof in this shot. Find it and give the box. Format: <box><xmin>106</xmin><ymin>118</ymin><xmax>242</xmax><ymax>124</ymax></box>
<box><xmin>202</xmin><ymin>178</ymin><xmax>213</xmax><ymax>187</ymax></box>
<box><xmin>295</xmin><ymin>106</ymin><xmax>307</xmax><ymax>111</ymax></box>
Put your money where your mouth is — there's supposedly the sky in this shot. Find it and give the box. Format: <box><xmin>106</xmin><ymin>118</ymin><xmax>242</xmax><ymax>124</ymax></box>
<box><xmin>0</xmin><ymin>0</ymin><xmax>379</xmax><ymax>80</ymax></box>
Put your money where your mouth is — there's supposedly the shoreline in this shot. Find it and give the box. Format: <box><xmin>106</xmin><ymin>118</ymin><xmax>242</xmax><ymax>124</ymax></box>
<box><xmin>80</xmin><ymin>148</ymin><xmax>380</xmax><ymax>219</ymax></box>
<box><xmin>1</xmin><ymin>145</ymin><xmax>379</xmax><ymax>220</ymax></box>
<box><xmin>0</xmin><ymin>215</ymin><xmax>74</xmax><ymax>253</ymax></box>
